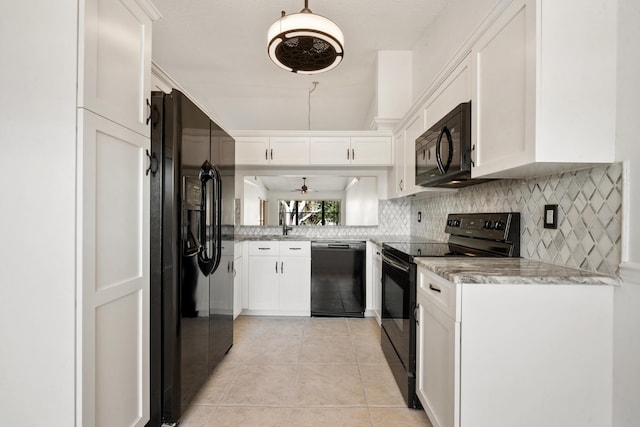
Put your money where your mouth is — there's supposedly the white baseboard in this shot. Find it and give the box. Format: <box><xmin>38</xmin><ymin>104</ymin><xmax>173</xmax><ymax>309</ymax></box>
<box><xmin>619</xmin><ymin>261</ymin><xmax>640</xmax><ymax>285</ymax></box>
<box><xmin>240</xmin><ymin>309</ymin><xmax>310</xmax><ymax>317</ymax></box>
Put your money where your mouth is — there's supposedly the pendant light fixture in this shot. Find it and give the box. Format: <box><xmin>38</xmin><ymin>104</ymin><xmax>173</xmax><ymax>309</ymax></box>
<box><xmin>267</xmin><ymin>0</ymin><xmax>344</xmax><ymax>74</ymax></box>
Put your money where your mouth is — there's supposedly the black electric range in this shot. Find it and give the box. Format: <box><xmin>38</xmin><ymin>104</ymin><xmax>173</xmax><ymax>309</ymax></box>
<box><xmin>380</xmin><ymin>212</ymin><xmax>520</xmax><ymax>409</ymax></box>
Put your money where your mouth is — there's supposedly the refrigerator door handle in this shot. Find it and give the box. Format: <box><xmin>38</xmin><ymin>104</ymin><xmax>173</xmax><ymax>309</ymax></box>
<box><xmin>197</xmin><ymin>160</ymin><xmax>223</xmax><ymax>276</ymax></box>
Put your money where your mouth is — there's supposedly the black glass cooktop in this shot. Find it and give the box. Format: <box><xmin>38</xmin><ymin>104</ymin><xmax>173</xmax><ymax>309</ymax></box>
<box><xmin>383</xmin><ymin>242</ymin><xmax>452</xmax><ymax>258</ymax></box>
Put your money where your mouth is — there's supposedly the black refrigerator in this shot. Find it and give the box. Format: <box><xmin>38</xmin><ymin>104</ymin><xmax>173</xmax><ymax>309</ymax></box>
<box><xmin>149</xmin><ymin>90</ymin><xmax>235</xmax><ymax>426</ymax></box>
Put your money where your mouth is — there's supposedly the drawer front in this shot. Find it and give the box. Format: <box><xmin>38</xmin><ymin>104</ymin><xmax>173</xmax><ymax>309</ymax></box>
<box><xmin>417</xmin><ymin>267</ymin><xmax>459</xmax><ymax>321</ymax></box>
<box><xmin>248</xmin><ymin>241</ymin><xmax>280</xmax><ymax>256</ymax></box>
<box><xmin>279</xmin><ymin>241</ymin><xmax>310</xmax><ymax>257</ymax></box>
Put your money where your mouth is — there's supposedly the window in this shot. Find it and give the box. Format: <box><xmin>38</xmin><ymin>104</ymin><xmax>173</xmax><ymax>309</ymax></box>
<box><xmin>278</xmin><ymin>200</ymin><xmax>341</xmax><ymax>226</ymax></box>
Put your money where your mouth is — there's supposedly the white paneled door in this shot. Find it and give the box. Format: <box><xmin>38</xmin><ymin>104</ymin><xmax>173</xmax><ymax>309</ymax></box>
<box><xmin>79</xmin><ymin>109</ymin><xmax>150</xmax><ymax>427</ymax></box>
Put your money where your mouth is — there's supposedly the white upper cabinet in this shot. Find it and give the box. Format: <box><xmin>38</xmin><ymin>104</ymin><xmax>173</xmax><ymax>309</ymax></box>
<box><xmin>270</xmin><ymin>136</ymin><xmax>310</xmax><ymax>165</ymax></box>
<box><xmin>79</xmin><ymin>0</ymin><xmax>158</xmax><ymax>137</ymax></box>
<box><xmin>235</xmin><ymin>132</ymin><xmax>392</xmax><ymax>166</ymax></box>
<box><xmin>235</xmin><ymin>136</ymin><xmax>309</xmax><ymax>165</ymax></box>
<box><xmin>309</xmin><ymin>136</ymin><xmax>392</xmax><ymax>166</ymax></box>
<box><xmin>389</xmin><ymin>130</ymin><xmax>405</xmax><ymax>196</ymax></box>
<box><xmin>390</xmin><ymin>110</ymin><xmax>433</xmax><ymax>198</ymax></box>
<box><xmin>350</xmin><ymin>136</ymin><xmax>392</xmax><ymax>165</ymax></box>
<box><xmin>471</xmin><ymin>0</ymin><xmax>617</xmax><ymax>179</ymax></box>
<box><xmin>235</xmin><ymin>136</ymin><xmax>270</xmax><ymax>165</ymax></box>
<box><xmin>309</xmin><ymin>136</ymin><xmax>351</xmax><ymax>165</ymax></box>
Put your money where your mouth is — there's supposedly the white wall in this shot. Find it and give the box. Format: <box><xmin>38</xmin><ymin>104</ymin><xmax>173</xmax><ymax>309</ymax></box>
<box><xmin>410</xmin><ymin>0</ymin><xmax>497</xmax><ymax>103</ymax></box>
<box><xmin>345</xmin><ymin>177</ymin><xmax>378</xmax><ymax>225</ymax></box>
<box><xmin>242</xmin><ymin>177</ymin><xmax>268</xmax><ymax>225</ymax></box>
<box><xmin>0</xmin><ymin>3</ymin><xmax>77</xmax><ymax>426</ymax></box>
<box><xmin>614</xmin><ymin>0</ymin><xmax>640</xmax><ymax>425</ymax></box>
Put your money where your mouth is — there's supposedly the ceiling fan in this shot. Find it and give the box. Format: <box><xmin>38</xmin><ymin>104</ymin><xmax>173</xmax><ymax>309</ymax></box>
<box><xmin>291</xmin><ymin>177</ymin><xmax>315</xmax><ymax>195</ymax></box>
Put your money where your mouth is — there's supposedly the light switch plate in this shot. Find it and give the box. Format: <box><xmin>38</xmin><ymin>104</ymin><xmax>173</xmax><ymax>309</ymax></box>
<box><xmin>544</xmin><ymin>204</ymin><xmax>558</xmax><ymax>229</ymax></box>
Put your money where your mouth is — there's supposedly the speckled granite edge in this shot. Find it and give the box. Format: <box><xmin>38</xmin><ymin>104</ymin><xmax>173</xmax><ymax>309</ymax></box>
<box><xmin>415</xmin><ymin>257</ymin><xmax>621</xmax><ymax>286</ymax></box>
<box><xmin>234</xmin><ymin>234</ymin><xmax>420</xmax><ymax>246</ymax></box>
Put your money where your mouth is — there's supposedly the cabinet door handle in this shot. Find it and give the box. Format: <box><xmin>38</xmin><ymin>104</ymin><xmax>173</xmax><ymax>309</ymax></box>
<box><xmin>352</xmin><ymin>148</ymin><xmax>355</xmax><ymax>160</ymax></box>
<box><xmin>289</xmin><ymin>247</ymin><xmax>302</xmax><ymax>251</ymax></box>
<box><xmin>347</xmin><ymin>148</ymin><xmax>350</xmax><ymax>160</ymax></box>
<box><xmin>270</xmin><ymin>148</ymin><xmax>273</xmax><ymax>160</ymax></box>
<box><xmin>275</xmin><ymin>261</ymin><xmax>278</xmax><ymax>273</ymax></box>
<box><xmin>145</xmin><ymin>98</ymin><xmax>152</xmax><ymax>125</ymax></box>
<box><xmin>429</xmin><ymin>284</ymin><xmax>442</xmax><ymax>293</ymax></box>
<box><xmin>414</xmin><ymin>305</ymin><xmax>420</xmax><ymax>325</ymax></box>
<box><xmin>471</xmin><ymin>144</ymin><xmax>476</xmax><ymax>167</ymax></box>
<box><xmin>281</xmin><ymin>261</ymin><xmax>284</xmax><ymax>274</ymax></box>
<box><xmin>258</xmin><ymin>247</ymin><xmax>271</xmax><ymax>250</ymax></box>
<box><xmin>145</xmin><ymin>149</ymin><xmax>158</xmax><ymax>176</ymax></box>
<box><xmin>265</xmin><ymin>149</ymin><xmax>268</xmax><ymax>160</ymax></box>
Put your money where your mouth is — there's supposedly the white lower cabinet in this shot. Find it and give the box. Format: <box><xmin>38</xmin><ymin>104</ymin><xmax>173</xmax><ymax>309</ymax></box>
<box><xmin>366</xmin><ymin>242</ymin><xmax>383</xmax><ymax>324</ymax></box>
<box><xmin>233</xmin><ymin>254</ymin><xmax>243</xmax><ymax>319</ymax></box>
<box><xmin>211</xmin><ymin>241</ymin><xmax>236</xmax><ymax>317</ymax></box>
<box><xmin>246</xmin><ymin>241</ymin><xmax>310</xmax><ymax>315</ymax></box>
<box><xmin>416</xmin><ymin>266</ymin><xmax>613</xmax><ymax>427</ymax></box>
<box><xmin>416</xmin><ymin>269</ymin><xmax>460</xmax><ymax>427</ymax></box>
<box><xmin>248</xmin><ymin>255</ymin><xmax>280</xmax><ymax>310</ymax></box>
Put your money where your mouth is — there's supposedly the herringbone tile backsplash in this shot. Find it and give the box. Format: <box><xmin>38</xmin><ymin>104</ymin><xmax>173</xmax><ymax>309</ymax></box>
<box><xmin>411</xmin><ymin>163</ymin><xmax>623</xmax><ymax>276</ymax></box>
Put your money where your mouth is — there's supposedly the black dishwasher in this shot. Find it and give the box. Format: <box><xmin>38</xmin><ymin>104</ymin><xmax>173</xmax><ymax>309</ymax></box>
<box><xmin>311</xmin><ymin>241</ymin><xmax>366</xmax><ymax>317</ymax></box>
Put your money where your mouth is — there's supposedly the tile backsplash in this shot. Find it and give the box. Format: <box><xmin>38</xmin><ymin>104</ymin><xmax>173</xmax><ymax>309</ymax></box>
<box><xmin>411</xmin><ymin>163</ymin><xmax>623</xmax><ymax>276</ymax></box>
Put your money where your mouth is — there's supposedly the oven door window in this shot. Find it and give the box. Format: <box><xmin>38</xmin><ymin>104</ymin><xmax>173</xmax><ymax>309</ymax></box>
<box><xmin>381</xmin><ymin>256</ymin><xmax>413</xmax><ymax>369</ymax></box>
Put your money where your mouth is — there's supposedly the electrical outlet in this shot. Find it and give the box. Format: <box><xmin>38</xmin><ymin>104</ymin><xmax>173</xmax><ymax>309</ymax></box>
<box><xmin>417</xmin><ymin>211</ymin><xmax>422</xmax><ymax>222</ymax></box>
<box><xmin>544</xmin><ymin>204</ymin><xmax>558</xmax><ymax>229</ymax></box>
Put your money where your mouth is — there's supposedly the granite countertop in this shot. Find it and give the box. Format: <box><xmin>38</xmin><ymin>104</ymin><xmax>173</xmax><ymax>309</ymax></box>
<box><xmin>234</xmin><ymin>234</ymin><xmax>425</xmax><ymax>246</ymax></box>
<box><xmin>415</xmin><ymin>257</ymin><xmax>621</xmax><ymax>286</ymax></box>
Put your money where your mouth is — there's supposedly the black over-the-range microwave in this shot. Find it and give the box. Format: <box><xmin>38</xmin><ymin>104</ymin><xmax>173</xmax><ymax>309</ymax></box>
<box><xmin>415</xmin><ymin>101</ymin><xmax>492</xmax><ymax>188</ymax></box>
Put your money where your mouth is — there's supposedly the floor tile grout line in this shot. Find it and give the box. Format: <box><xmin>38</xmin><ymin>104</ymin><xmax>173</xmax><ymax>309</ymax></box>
<box><xmin>348</xmin><ymin>318</ymin><xmax>376</xmax><ymax>426</ymax></box>
<box><xmin>182</xmin><ymin>316</ymin><xmax>431</xmax><ymax>426</ymax></box>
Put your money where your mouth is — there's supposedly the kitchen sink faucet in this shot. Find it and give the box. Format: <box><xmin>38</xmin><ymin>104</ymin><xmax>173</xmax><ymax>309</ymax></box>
<box><xmin>282</xmin><ymin>223</ymin><xmax>293</xmax><ymax>236</ymax></box>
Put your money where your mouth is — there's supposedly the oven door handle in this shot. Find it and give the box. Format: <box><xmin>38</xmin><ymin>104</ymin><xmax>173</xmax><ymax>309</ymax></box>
<box><xmin>382</xmin><ymin>253</ymin><xmax>412</xmax><ymax>273</ymax></box>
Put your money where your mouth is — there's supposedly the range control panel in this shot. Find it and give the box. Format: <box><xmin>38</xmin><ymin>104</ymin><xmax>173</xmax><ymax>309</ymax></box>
<box><xmin>445</xmin><ymin>212</ymin><xmax>520</xmax><ymax>242</ymax></box>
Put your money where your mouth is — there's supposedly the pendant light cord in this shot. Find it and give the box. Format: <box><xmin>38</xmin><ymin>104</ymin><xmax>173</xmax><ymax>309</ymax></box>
<box><xmin>308</xmin><ymin>81</ymin><xmax>319</xmax><ymax>130</ymax></box>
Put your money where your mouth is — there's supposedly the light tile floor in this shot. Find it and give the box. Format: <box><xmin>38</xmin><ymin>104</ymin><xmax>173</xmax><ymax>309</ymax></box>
<box><xmin>180</xmin><ymin>316</ymin><xmax>433</xmax><ymax>427</ymax></box>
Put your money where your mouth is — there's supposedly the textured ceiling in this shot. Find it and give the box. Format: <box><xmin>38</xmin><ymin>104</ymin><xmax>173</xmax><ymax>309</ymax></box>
<box><xmin>152</xmin><ymin>0</ymin><xmax>448</xmax><ymax>131</ymax></box>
